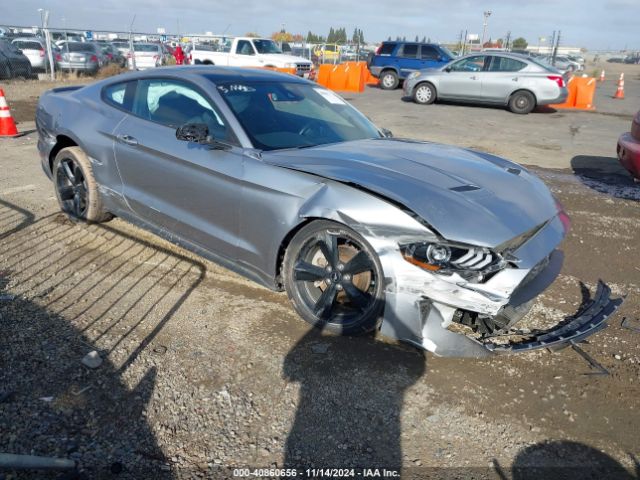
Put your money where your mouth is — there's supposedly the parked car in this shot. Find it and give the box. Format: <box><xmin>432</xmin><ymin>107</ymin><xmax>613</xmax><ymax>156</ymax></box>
<box><xmin>112</xmin><ymin>41</ymin><xmax>132</xmax><ymax>56</ymax></box>
<box><xmin>403</xmin><ymin>52</ymin><xmax>568</xmax><ymax>114</ymax></box>
<box><xmin>11</xmin><ymin>37</ymin><xmax>49</xmax><ymax>71</ymax></box>
<box><xmin>35</xmin><ymin>66</ymin><xmax>621</xmax><ymax>357</ymax></box>
<box><xmin>189</xmin><ymin>37</ymin><xmax>312</xmax><ymax>77</ymax></box>
<box><xmin>368</xmin><ymin>41</ymin><xmax>455</xmax><ymax>90</ymax></box>
<box><xmin>617</xmin><ymin>110</ymin><xmax>640</xmax><ymax>181</ymax></box>
<box><xmin>127</xmin><ymin>43</ymin><xmax>165</xmax><ymax>70</ymax></box>
<box><xmin>56</xmin><ymin>42</ymin><xmax>102</xmax><ymax>75</ymax></box>
<box><xmin>100</xmin><ymin>43</ymin><xmax>126</xmax><ymax>67</ymax></box>
<box><xmin>0</xmin><ymin>39</ymin><xmax>33</xmax><ymax>78</ymax></box>
<box><xmin>624</xmin><ymin>53</ymin><xmax>640</xmax><ymax>64</ymax></box>
<box><xmin>313</xmin><ymin>43</ymin><xmax>341</xmax><ymax>63</ymax></box>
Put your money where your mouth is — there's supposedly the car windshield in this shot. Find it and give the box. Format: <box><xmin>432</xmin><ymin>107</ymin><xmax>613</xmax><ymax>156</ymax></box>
<box><xmin>527</xmin><ymin>56</ymin><xmax>560</xmax><ymax>72</ymax></box>
<box><xmin>62</xmin><ymin>43</ymin><xmax>94</xmax><ymax>53</ymax></box>
<box><xmin>210</xmin><ymin>80</ymin><xmax>382</xmax><ymax>150</ymax></box>
<box><xmin>439</xmin><ymin>45</ymin><xmax>455</xmax><ymax>58</ymax></box>
<box><xmin>252</xmin><ymin>39</ymin><xmax>282</xmax><ymax>54</ymax></box>
<box><xmin>13</xmin><ymin>41</ymin><xmax>42</xmax><ymax>50</ymax></box>
<box><xmin>134</xmin><ymin>44</ymin><xmax>159</xmax><ymax>52</ymax></box>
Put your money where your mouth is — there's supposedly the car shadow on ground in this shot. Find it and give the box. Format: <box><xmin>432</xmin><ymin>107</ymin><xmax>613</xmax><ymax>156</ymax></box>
<box><xmin>494</xmin><ymin>440</ymin><xmax>639</xmax><ymax>480</ymax></box>
<box><xmin>571</xmin><ymin>155</ymin><xmax>640</xmax><ymax>201</ymax></box>
<box><xmin>282</xmin><ymin>327</ymin><xmax>425</xmax><ymax>471</ymax></box>
<box><xmin>0</xmin><ymin>198</ymin><xmax>209</xmax><ymax>479</ymax></box>
<box><xmin>398</xmin><ymin>94</ymin><xmax>559</xmax><ymax>115</ymax></box>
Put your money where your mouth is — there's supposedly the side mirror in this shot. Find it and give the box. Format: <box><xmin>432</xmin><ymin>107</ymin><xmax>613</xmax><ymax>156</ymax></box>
<box><xmin>176</xmin><ymin>123</ymin><xmax>231</xmax><ymax>150</ymax></box>
<box><xmin>444</xmin><ymin>66</ymin><xmax>452</xmax><ymax>73</ymax></box>
<box><xmin>381</xmin><ymin>128</ymin><xmax>393</xmax><ymax>138</ymax></box>
<box><xmin>176</xmin><ymin>123</ymin><xmax>210</xmax><ymax>143</ymax></box>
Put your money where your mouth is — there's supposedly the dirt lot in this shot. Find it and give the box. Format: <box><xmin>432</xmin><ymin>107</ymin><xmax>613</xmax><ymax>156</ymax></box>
<box><xmin>1</xmin><ymin>61</ymin><xmax>639</xmax><ymax>479</ymax></box>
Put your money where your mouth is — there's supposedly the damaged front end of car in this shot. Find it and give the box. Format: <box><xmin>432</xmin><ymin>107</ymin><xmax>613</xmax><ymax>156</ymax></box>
<box><xmin>369</xmin><ymin>213</ymin><xmax>623</xmax><ymax>358</ymax></box>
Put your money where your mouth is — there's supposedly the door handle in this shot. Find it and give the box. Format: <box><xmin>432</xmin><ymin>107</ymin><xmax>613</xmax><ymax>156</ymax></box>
<box><xmin>512</xmin><ymin>77</ymin><xmax>519</xmax><ymax>81</ymax></box>
<box><xmin>117</xmin><ymin>134</ymin><xmax>138</xmax><ymax>146</ymax></box>
<box><xmin>470</xmin><ymin>76</ymin><xmax>478</xmax><ymax>80</ymax></box>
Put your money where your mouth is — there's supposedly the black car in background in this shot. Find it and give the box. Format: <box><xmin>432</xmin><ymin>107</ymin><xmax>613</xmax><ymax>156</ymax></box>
<box><xmin>0</xmin><ymin>39</ymin><xmax>33</xmax><ymax>79</ymax></box>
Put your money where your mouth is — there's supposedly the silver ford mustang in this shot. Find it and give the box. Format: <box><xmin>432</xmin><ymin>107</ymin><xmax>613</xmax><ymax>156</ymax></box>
<box><xmin>36</xmin><ymin>66</ymin><xmax>621</xmax><ymax>357</ymax></box>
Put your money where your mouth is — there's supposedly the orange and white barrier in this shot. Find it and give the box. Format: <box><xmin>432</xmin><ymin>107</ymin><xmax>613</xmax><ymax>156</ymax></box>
<box><xmin>0</xmin><ymin>89</ymin><xmax>20</xmax><ymax>138</ymax></box>
<box><xmin>614</xmin><ymin>73</ymin><xmax>624</xmax><ymax>99</ymax></box>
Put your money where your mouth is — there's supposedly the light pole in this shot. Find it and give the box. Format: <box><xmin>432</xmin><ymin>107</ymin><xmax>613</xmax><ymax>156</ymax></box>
<box><xmin>481</xmin><ymin>10</ymin><xmax>492</xmax><ymax>49</ymax></box>
<box><xmin>37</xmin><ymin>8</ymin><xmax>44</xmax><ymax>33</ymax></box>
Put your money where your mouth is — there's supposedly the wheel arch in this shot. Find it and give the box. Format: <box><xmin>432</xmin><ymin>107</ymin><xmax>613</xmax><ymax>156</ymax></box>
<box><xmin>274</xmin><ymin>216</ymin><xmax>331</xmax><ymax>289</ymax></box>
<box><xmin>49</xmin><ymin>134</ymin><xmax>79</xmax><ymax>171</ymax></box>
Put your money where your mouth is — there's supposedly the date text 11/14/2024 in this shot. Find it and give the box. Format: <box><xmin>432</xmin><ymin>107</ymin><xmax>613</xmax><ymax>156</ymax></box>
<box><xmin>232</xmin><ymin>468</ymin><xmax>400</xmax><ymax>477</ymax></box>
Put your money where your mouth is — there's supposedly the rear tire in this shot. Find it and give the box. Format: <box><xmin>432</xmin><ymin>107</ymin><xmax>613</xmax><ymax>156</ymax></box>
<box><xmin>53</xmin><ymin>147</ymin><xmax>112</xmax><ymax>224</ymax></box>
<box><xmin>508</xmin><ymin>90</ymin><xmax>535</xmax><ymax>114</ymax></box>
<box><xmin>413</xmin><ymin>82</ymin><xmax>436</xmax><ymax>105</ymax></box>
<box><xmin>283</xmin><ymin>220</ymin><xmax>384</xmax><ymax>336</ymax></box>
<box><xmin>380</xmin><ymin>70</ymin><xmax>399</xmax><ymax>90</ymax></box>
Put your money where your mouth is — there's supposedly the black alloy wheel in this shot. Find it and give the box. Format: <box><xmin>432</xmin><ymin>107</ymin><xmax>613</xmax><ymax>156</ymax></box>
<box><xmin>284</xmin><ymin>221</ymin><xmax>384</xmax><ymax>335</ymax></box>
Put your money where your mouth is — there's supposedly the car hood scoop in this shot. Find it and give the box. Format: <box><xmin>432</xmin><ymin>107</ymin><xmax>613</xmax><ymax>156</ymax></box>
<box><xmin>263</xmin><ymin>138</ymin><xmax>560</xmax><ymax>247</ymax></box>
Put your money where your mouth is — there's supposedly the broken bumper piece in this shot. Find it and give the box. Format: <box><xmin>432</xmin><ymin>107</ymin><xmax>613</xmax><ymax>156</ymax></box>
<box><xmin>486</xmin><ymin>280</ymin><xmax>623</xmax><ymax>354</ymax></box>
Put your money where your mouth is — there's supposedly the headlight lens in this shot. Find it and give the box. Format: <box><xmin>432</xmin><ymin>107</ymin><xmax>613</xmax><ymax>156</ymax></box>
<box><xmin>407</xmin><ymin>71</ymin><xmax>421</xmax><ymax>80</ymax></box>
<box><xmin>284</xmin><ymin>62</ymin><xmax>297</xmax><ymax>68</ymax></box>
<box><xmin>400</xmin><ymin>241</ymin><xmax>505</xmax><ymax>281</ymax></box>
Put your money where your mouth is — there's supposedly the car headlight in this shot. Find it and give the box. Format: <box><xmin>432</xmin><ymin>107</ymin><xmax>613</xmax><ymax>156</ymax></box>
<box><xmin>400</xmin><ymin>241</ymin><xmax>506</xmax><ymax>281</ymax></box>
<box><xmin>284</xmin><ymin>62</ymin><xmax>297</xmax><ymax>68</ymax></box>
<box><xmin>407</xmin><ymin>71</ymin><xmax>421</xmax><ymax>80</ymax></box>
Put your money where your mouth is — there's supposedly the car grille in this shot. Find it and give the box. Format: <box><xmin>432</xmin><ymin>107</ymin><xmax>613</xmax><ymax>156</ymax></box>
<box><xmin>296</xmin><ymin>63</ymin><xmax>311</xmax><ymax>72</ymax></box>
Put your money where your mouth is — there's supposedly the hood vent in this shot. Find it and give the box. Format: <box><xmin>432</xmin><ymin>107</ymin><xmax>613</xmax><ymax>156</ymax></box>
<box><xmin>450</xmin><ymin>185</ymin><xmax>481</xmax><ymax>192</ymax></box>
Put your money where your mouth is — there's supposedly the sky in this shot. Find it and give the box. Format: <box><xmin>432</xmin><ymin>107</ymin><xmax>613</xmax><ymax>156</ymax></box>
<box><xmin>2</xmin><ymin>0</ymin><xmax>639</xmax><ymax>50</ymax></box>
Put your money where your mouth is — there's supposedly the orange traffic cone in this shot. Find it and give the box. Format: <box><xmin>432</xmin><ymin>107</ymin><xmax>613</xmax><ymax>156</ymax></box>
<box><xmin>0</xmin><ymin>89</ymin><xmax>20</xmax><ymax>137</ymax></box>
<box><xmin>599</xmin><ymin>70</ymin><xmax>605</xmax><ymax>83</ymax></box>
<box><xmin>613</xmin><ymin>73</ymin><xmax>625</xmax><ymax>99</ymax></box>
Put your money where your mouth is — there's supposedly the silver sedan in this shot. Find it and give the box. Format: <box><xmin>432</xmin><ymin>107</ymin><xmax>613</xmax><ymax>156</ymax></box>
<box><xmin>403</xmin><ymin>52</ymin><xmax>568</xmax><ymax>114</ymax></box>
<box><xmin>36</xmin><ymin>67</ymin><xmax>620</xmax><ymax>357</ymax></box>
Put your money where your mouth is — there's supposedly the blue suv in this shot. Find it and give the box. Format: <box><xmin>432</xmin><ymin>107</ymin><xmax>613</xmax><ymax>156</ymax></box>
<box><xmin>368</xmin><ymin>42</ymin><xmax>454</xmax><ymax>90</ymax></box>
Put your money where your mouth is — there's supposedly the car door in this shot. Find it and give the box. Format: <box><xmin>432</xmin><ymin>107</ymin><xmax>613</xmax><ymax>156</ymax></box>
<box><xmin>437</xmin><ymin>55</ymin><xmax>487</xmax><ymax>99</ymax></box>
<box><xmin>231</xmin><ymin>39</ymin><xmax>261</xmax><ymax>67</ymax></box>
<box><xmin>397</xmin><ymin>43</ymin><xmax>422</xmax><ymax>78</ymax></box>
<box><xmin>419</xmin><ymin>45</ymin><xmax>443</xmax><ymax>69</ymax></box>
<box><xmin>481</xmin><ymin>56</ymin><xmax>529</xmax><ymax>103</ymax></box>
<box><xmin>112</xmin><ymin>77</ymin><xmax>243</xmax><ymax>259</ymax></box>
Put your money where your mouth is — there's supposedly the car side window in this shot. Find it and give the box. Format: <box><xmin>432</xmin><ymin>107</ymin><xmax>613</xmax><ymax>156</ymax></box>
<box><xmin>450</xmin><ymin>56</ymin><xmax>486</xmax><ymax>72</ymax></box>
<box><xmin>489</xmin><ymin>57</ymin><xmax>527</xmax><ymax>72</ymax></box>
<box><xmin>378</xmin><ymin>43</ymin><xmax>396</xmax><ymax>55</ymax></box>
<box><xmin>400</xmin><ymin>44</ymin><xmax>419</xmax><ymax>58</ymax></box>
<box><xmin>420</xmin><ymin>45</ymin><xmax>439</xmax><ymax>60</ymax></box>
<box><xmin>237</xmin><ymin>40</ymin><xmax>254</xmax><ymax>56</ymax></box>
<box><xmin>132</xmin><ymin>79</ymin><xmax>233</xmax><ymax>143</ymax></box>
<box><xmin>102</xmin><ymin>81</ymin><xmax>136</xmax><ymax>112</ymax></box>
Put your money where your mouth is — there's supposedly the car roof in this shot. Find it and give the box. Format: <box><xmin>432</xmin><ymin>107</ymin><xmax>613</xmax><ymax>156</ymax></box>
<box><xmin>105</xmin><ymin>66</ymin><xmax>310</xmax><ymax>84</ymax></box>
<box><xmin>11</xmin><ymin>37</ymin><xmax>44</xmax><ymax>43</ymax></box>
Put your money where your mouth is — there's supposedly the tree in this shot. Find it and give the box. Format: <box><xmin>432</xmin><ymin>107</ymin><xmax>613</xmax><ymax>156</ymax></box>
<box><xmin>327</xmin><ymin>27</ymin><xmax>335</xmax><ymax>43</ymax></box>
<box><xmin>352</xmin><ymin>28</ymin><xmax>359</xmax><ymax>44</ymax></box>
<box><xmin>512</xmin><ymin>37</ymin><xmax>528</xmax><ymax>49</ymax></box>
<box><xmin>415</xmin><ymin>35</ymin><xmax>419</xmax><ymax>42</ymax></box>
<box><xmin>422</xmin><ymin>36</ymin><xmax>426</xmax><ymax>43</ymax></box>
<box><xmin>271</xmin><ymin>31</ymin><xmax>293</xmax><ymax>42</ymax></box>
<box><xmin>244</xmin><ymin>32</ymin><xmax>260</xmax><ymax>38</ymax></box>
<box><xmin>359</xmin><ymin>30</ymin><xmax>365</xmax><ymax>44</ymax></box>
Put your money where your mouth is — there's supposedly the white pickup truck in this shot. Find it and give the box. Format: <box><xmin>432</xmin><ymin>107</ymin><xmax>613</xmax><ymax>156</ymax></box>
<box><xmin>189</xmin><ymin>37</ymin><xmax>313</xmax><ymax>77</ymax></box>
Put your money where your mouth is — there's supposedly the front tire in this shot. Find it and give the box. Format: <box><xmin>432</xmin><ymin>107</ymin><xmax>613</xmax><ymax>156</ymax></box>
<box><xmin>53</xmin><ymin>147</ymin><xmax>112</xmax><ymax>223</ymax></box>
<box><xmin>413</xmin><ymin>82</ymin><xmax>436</xmax><ymax>105</ymax></box>
<box><xmin>508</xmin><ymin>90</ymin><xmax>535</xmax><ymax>114</ymax></box>
<box><xmin>283</xmin><ymin>220</ymin><xmax>384</xmax><ymax>335</ymax></box>
<box><xmin>380</xmin><ymin>70</ymin><xmax>399</xmax><ymax>90</ymax></box>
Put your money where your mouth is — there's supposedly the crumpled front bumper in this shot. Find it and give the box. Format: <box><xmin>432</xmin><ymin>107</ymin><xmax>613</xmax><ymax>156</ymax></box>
<box><xmin>487</xmin><ymin>281</ymin><xmax>623</xmax><ymax>354</ymax></box>
<box><xmin>370</xmin><ymin>215</ymin><xmax>624</xmax><ymax>357</ymax></box>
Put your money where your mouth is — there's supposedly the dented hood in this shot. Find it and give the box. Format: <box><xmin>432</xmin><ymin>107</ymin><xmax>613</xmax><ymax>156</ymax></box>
<box><xmin>263</xmin><ymin>138</ymin><xmax>560</xmax><ymax>247</ymax></box>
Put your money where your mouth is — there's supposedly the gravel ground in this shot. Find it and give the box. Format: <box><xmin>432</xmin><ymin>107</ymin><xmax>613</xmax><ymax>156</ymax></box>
<box><xmin>0</xmin><ymin>65</ymin><xmax>639</xmax><ymax>479</ymax></box>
